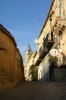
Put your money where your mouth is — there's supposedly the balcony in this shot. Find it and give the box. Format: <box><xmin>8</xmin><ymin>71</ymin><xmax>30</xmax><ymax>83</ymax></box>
<box><xmin>34</xmin><ymin>40</ymin><xmax>54</xmax><ymax>66</ymax></box>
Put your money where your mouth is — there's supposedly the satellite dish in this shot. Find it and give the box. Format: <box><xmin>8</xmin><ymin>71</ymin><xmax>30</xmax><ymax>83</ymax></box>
<box><xmin>50</xmin><ymin>49</ymin><xmax>58</xmax><ymax>57</ymax></box>
<box><xmin>34</xmin><ymin>39</ymin><xmax>38</xmax><ymax>44</ymax></box>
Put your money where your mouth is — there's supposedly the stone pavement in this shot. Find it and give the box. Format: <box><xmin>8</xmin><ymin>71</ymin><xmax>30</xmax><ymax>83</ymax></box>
<box><xmin>0</xmin><ymin>81</ymin><xmax>66</xmax><ymax>100</ymax></box>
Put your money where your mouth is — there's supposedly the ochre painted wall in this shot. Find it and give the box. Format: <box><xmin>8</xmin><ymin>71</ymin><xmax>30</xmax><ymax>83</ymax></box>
<box><xmin>0</xmin><ymin>29</ymin><xmax>24</xmax><ymax>90</ymax></box>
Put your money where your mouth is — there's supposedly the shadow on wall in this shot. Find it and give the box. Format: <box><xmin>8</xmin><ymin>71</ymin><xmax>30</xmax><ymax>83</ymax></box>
<box><xmin>38</xmin><ymin>64</ymin><xmax>66</xmax><ymax>82</ymax></box>
<box><xmin>39</xmin><ymin>71</ymin><xmax>49</xmax><ymax>82</ymax></box>
<box><xmin>49</xmin><ymin>64</ymin><xmax>66</xmax><ymax>82</ymax></box>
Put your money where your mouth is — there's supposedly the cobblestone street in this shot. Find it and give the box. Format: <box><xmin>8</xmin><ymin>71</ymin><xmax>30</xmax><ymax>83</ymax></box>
<box><xmin>0</xmin><ymin>81</ymin><xmax>66</xmax><ymax>100</ymax></box>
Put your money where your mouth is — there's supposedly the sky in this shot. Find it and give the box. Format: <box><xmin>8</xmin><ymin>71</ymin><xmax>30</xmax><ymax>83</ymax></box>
<box><xmin>0</xmin><ymin>0</ymin><xmax>52</xmax><ymax>60</ymax></box>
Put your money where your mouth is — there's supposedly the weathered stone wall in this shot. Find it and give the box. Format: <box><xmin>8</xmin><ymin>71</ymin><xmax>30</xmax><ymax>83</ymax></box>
<box><xmin>38</xmin><ymin>0</ymin><xmax>66</xmax><ymax>45</ymax></box>
<box><xmin>37</xmin><ymin>0</ymin><xmax>66</xmax><ymax>81</ymax></box>
<box><xmin>0</xmin><ymin>27</ymin><xmax>24</xmax><ymax>90</ymax></box>
<box><xmin>60</xmin><ymin>28</ymin><xmax>66</xmax><ymax>56</ymax></box>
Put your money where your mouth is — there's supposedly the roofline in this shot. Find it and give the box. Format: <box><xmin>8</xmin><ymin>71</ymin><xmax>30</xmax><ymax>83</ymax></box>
<box><xmin>38</xmin><ymin>0</ymin><xmax>55</xmax><ymax>39</ymax></box>
<box><xmin>0</xmin><ymin>24</ymin><xmax>17</xmax><ymax>46</ymax></box>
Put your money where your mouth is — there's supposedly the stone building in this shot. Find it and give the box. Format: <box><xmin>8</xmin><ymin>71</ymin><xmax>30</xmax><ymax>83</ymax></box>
<box><xmin>24</xmin><ymin>0</ymin><xmax>66</xmax><ymax>81</ymax></box>
<box><xmin>0</xmin><ymin>24</ymin><xmax>24</xmax><ymax>90</ymax></box>
<box><xmin>36</xmin><ymin>0</ymin><xmax>66</xmax><ymax>81</ymax></box>
<box><xmin>24</xmin><ymin>43</ymin><xmax>35</xmax><ymax>81</ymax></box>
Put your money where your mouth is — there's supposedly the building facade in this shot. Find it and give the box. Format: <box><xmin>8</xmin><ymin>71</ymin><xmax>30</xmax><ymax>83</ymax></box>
<box><xmin>24</xmin><ymin>43</ymin><xmax>37</xmax><ymax>81</ymax></box>
<box><xmin>24</xmin><ymin>0</ymin><xmax>66</xmax><ymax>81</ymax></box>
<box><xmin>0</xmin><ymin>24</ymin><xmax>24</xmax><ymax>90</ymax></box>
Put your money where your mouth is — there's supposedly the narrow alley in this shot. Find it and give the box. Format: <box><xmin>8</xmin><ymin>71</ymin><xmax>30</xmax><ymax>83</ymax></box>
<box><xmin>0</xmin><ymin>81</ymin><xmax>66</xmax><ymax>100</ymax></box>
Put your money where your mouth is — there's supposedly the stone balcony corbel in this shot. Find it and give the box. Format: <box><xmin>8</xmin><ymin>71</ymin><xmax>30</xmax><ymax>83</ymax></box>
<box><xmin>53</xmin><ymin>16</ymin><xmax>66</xmax><ymax>36</ymax></box>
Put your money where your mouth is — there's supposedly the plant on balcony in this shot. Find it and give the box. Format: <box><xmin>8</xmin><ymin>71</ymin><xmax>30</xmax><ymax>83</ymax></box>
<box><xmin>29</xmin><ymin>65</ymin><xmax>38</xmax><ymax>81</ymax></box>
<box><xmin>49</xmin><ymin>54</ymin><xmax>58</xmax><ymax>63</ymax></box>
